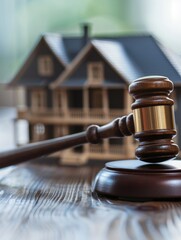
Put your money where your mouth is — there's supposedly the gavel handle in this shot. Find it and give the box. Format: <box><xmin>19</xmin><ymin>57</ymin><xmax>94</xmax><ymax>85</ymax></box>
<box><xmin>0</xmin><ymin>114</ymin><xmax>134</xmax><ymax>168</ymax></box>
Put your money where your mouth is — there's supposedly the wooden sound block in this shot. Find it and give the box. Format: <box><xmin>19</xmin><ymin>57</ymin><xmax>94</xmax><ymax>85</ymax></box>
<box><xmin>92</xmin><ymin>159</ymin><xmax>181</xmax><ymax>201</ymax></box>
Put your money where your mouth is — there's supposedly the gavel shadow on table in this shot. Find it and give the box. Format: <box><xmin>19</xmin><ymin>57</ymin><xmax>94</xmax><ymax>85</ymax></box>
<box><xmin>0</xmin><ymin>76</ymin><xmax>181</xmax><ymax>201</ymax></box>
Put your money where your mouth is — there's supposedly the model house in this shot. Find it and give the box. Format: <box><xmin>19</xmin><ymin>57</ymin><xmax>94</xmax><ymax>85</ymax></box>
<box><xmin>9</xmin><ymin>25</ymin><xmax>181</xmax><ymax>164</ymax></box>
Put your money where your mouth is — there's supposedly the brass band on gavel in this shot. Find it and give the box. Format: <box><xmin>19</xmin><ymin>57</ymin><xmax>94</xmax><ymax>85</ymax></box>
<box><xmin>133</xmin><ymin>105</ymin><xmax>176</xmax><ymax>133</ymax></box>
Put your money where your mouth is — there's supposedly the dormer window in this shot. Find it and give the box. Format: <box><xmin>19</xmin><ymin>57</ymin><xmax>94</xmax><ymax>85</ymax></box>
<box><xmin>38</xmin><ymin>55</ymin><xmax>54</xmax><ymax>76</ymax></box>
<box><xmin>87</xmin><ymin>62</ymin><xmax>104</xmax><ymax>84</ymax></box>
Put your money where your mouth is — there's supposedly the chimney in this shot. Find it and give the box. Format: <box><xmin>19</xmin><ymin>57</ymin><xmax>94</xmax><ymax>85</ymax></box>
<box><xmin>81</xmin><ymin>23</ymin><xmax>90</xmax><ymax>46</ymax></box>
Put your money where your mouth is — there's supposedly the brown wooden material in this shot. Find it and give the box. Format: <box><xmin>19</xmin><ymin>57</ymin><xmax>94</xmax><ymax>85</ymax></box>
<box><xmin>129</xmin><ymin>76</ymin><xmax>179</xmax><ymax>163</ymax></box>
<box><xmin>92</xmin><ymin>76</ymin><xmax>181</xmax><ymax>201</ymax></box>
<box><xmin>1</xmin><ymin>161</ymin><xmax>181</xmax><ymax>240</ymax></box>
<box><xmin>0</xmin><ymin>115</ymin><xmax>133</xmax><ymax>168</ymax></box>
<box><xmin>93</xmin><ymin>159</ymin><xmax>181</xmax><ymax>201</ymax></box>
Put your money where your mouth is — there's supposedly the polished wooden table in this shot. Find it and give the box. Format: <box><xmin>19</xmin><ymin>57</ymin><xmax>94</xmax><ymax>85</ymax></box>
<box><xmin>0</xmin><ymin>159</ymin><xmax>181</xmax><ymax>240</ymax></box>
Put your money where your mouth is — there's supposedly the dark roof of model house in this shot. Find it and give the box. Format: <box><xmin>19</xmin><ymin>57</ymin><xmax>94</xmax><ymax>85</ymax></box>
<box><xmin>9</xmin><ymin>30</ymin><xmax>181</xmax><ymax>88</ymax></box>
<box><xmin>52</xmin><ymin>35</ymin><xmax>181</xmax><ymax>88</ymax></box>
<box><xmin>51</xmin><ymin>39</ymin><xmax>142</xmax><ymax>88</ymax></box>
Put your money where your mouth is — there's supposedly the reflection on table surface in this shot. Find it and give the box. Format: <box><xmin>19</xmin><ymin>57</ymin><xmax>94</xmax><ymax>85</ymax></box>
<box><xmin>0</xmin><ymin>162</ymin><xmax>180</xmax><ymax>240</ymax></box>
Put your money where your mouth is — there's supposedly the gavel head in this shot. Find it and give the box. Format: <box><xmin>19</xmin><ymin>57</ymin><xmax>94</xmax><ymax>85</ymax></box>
<box><xmin>129</xmin><ymin>75</ymin><xmax>179</xmax><ymax>163</ymax></box>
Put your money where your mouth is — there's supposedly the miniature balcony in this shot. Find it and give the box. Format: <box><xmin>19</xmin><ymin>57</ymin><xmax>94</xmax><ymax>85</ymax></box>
<box><xmin>89</xmin><ymin>144</ymin><xmax>126</xmax><ymax>155</ymax></box>
<box><xmin>89</xmin><ymin>144</ymin><xmax>105</xmax><ymax>154</ymax></box>
<box><xmin>60</xmin><ymin>144</ymin><xmax>132</xmax><ymax>164</ymax></box>
<box><xmin>89</xmin><ymin>109</ymin><xmax>104</xmax><ymax>119</ymax></box>
<box><xmin>109</xmin><ymin>144</ymin><xmax>127</xmax><ymax>154</ymax></box>
<box><xmin>17</xmin><ymin>108</ymin><xmax>61</xmax><ymax>118</ymax></box>
<box><xmin>68</xmin><ymin>109</ymin><xmax>84</xmax><ymax>118</ymax></box>
<box><xmin>17</xmin><ymin>107</ymin><xmax>129</xmax><ymax>124</ymax></box>
<box><xmin>67</xmin><ymin>109</ymin><xmax>126</xmax><ymax>120</ymax></box>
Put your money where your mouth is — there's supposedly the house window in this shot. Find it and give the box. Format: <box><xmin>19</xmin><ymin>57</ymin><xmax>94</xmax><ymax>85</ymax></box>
<box><xmin>33</xmin><ymin>123</ymin><xmax>46</xmax><ymax>141</ymax></box>
<box><xmin>35</xmin><ymin>123</ymin><xmax>45</xmax><ymax>135</ymax></box>
<box><xmin>38</xmin><ymin>55</ymin><xmax>54</xmax><ymax>76</ymax></box>
<box><xmin>88</xmin><ymin>62</ymin><xmax>104</xmax><ymax>83</ymax></box>
<box><xmin>31</xmin><ymin>90</ymin><xmax>46</xmax><ymax>112</ymax></box>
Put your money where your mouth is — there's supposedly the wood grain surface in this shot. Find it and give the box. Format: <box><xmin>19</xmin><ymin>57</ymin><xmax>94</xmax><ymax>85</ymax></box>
<box><xmin>0</xmin><ymin>161</ymin><xmax>181</xmax><ymax>240</ymax></box>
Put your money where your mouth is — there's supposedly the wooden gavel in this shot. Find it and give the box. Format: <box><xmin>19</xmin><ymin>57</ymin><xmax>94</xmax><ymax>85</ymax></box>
<box><xmin>0</xmin><ymin>76</ymin><xmax>179</xmax><ymax>168</ymax></box>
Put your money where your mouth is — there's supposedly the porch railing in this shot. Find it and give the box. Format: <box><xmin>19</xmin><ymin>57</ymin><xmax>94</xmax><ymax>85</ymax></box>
<box><xmin>18</xmin><ymin>108</ymin><xmax>128</xmax><ymax>121</ymax></box>
<box><xmin>69</xmin><ymin>109</ymin><xmax>84</xmax><ymax>118</ymax></box>
<box><xmin>89</xmin><ymin>144</ymin><xmax>105</xmax><ymax>154</ymax></box>
<box><xmin>109</xmin><ymin>144</ymin><xmax>126</xmax><ymax>154</ymax></box>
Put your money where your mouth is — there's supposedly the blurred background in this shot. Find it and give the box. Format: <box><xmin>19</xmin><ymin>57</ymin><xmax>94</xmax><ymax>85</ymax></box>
<box><xmin>1</xmin><ymin>0</ymin><xmax>181</xmax><ymax>85</ymax></box>
<box><xmin>0</xmin><ymin>0</ymin><xmax>181</xmax><ymax>150</ymax></box>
